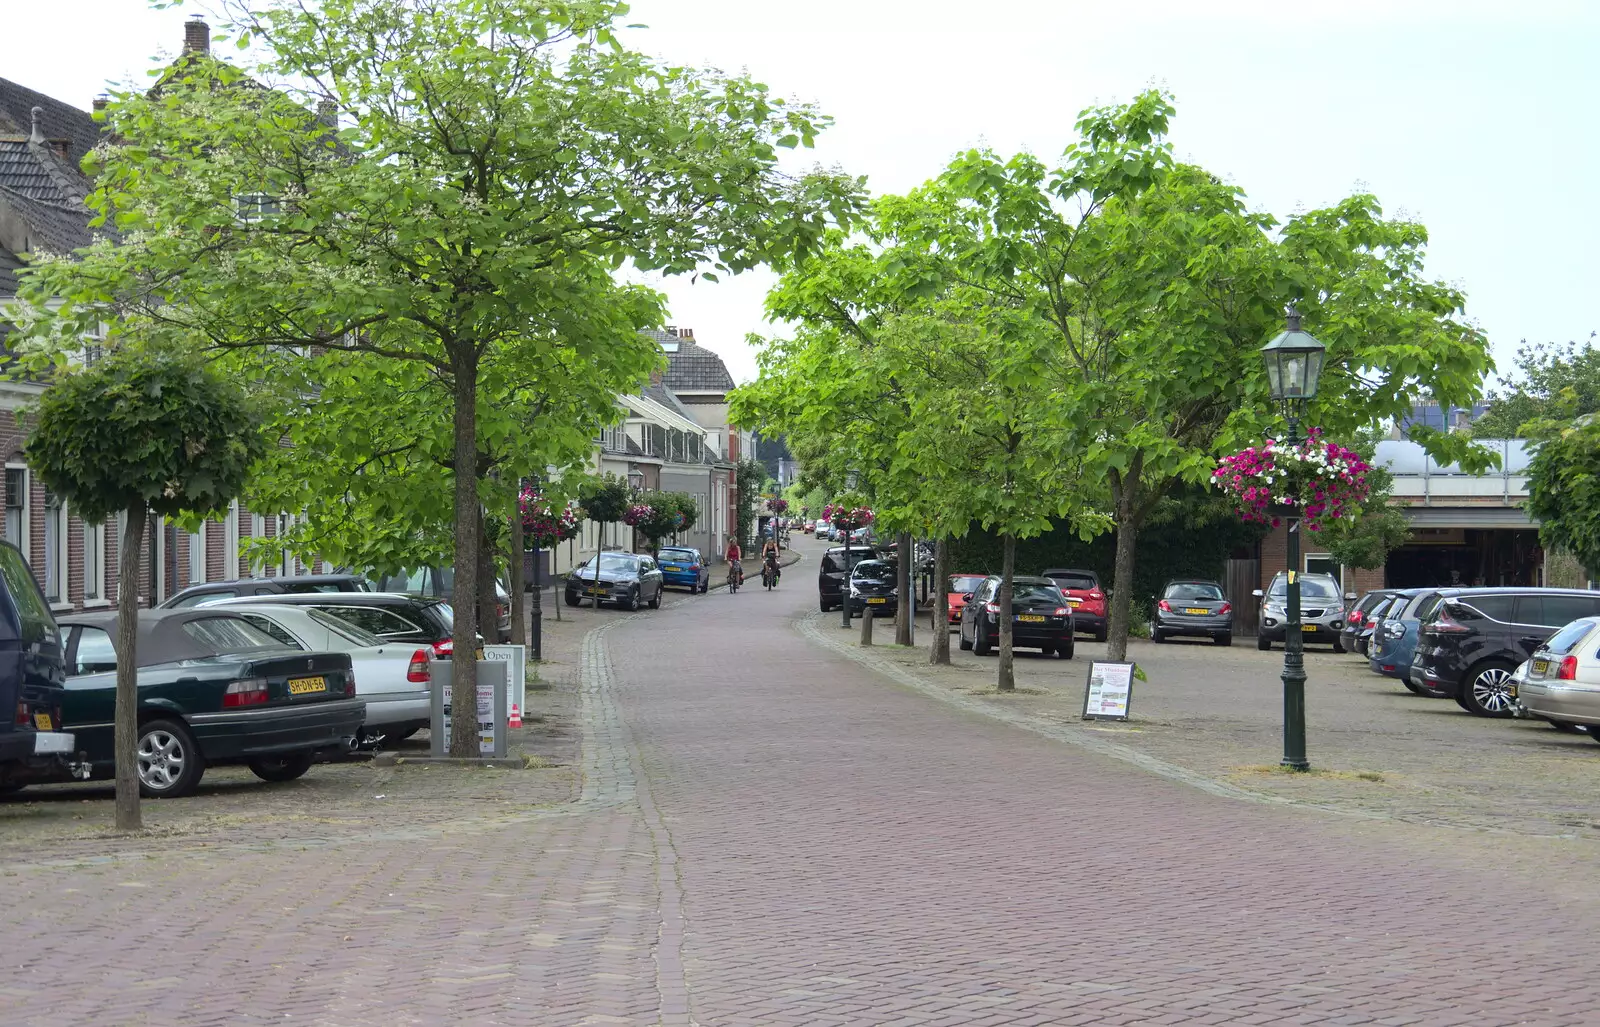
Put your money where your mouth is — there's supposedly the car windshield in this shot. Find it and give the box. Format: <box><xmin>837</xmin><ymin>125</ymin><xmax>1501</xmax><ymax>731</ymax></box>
<box><xmin>1051</xmin><ymin>574</ymin><xmax>1097</xmax><ymax>591</ymax></box>
<box><xmin>658</xmin><ymin>549</ymin><xmax>697</xmax><ymax>563</ymax></box>
<box><xmin>1165</xmin><ymin>583</ymin><xmax>1223</xmax><ymax>601</ymax></box>
<box><xmin>579</xmin><ymin>554</ymin><xmax>640</xmax><ymax>574</ymax></box>
<box><xmin>852</xmin><ymin>562</ymin><xmax>894</xmax><ymax>579</ymax></box>
<box><xmin>181</xmin><ymin>617</ymin><xmax>284</xmax><ymax>654</ymax></box>
<box><xmin>1541</xmin><ymin>619</ymin><xmax>1598</xmax><ymax>655</ymax></box>
<box><xmin>949</xmin><ymin>575</ymin><xmax>987</xmax><ymax>594</ymax></box>
<box><xmin>1269</xmin><ymin>578</ymin><xmax>1340</xmax><ymax>600</ymax></box>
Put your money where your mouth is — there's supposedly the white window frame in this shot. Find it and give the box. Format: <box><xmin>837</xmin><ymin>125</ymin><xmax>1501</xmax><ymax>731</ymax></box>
<box><xmin>278</xmin><ymin>513</ymin><xmax>293</xmax><ymax>576</ymax></box>
<box><xmin>225</xmin><ymin>501</ymin><xmax>240</xmax><ymax>579</ymax></box>
<box><xmin>250</xmin><ymin>511</ymin><xmax>266</xmax><ymax>575</ymax></box>
<box><xmin>4</xmin><ymin>464</ymin><xmax>29</xmax><ymax>556</ymax></box>
<box><xmin>188</xmin><ymin>523</ymin><xmax>207</xmax><ymax>586</ymax></box>
<box><xmin>42</xmin><ymin>490</ymin><xmax>67</xmax><ymax>606</ymax></box>
<box><xmin>1304</xmin><ymin>552</ymin><xmax>1342</xmax><ymax>590</ymax></box>
<box><xmin>82</xmin><ymin>518</ymin><xmax>105</xmax><ymax>603</ymax></box>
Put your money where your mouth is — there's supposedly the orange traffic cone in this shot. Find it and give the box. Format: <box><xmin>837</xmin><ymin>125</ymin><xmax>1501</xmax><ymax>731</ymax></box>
<box><xmin>508</xmin><ymin>704</ymin><xmax>523</xmax><ymax>729</ymax></box>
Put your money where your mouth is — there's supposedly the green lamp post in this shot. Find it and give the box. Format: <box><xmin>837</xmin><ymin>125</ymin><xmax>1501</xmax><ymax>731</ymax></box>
<box><xmin>1260</xmin><ymin>304</ymin><xmax>1327</xmax><ymax>771</ymax></box>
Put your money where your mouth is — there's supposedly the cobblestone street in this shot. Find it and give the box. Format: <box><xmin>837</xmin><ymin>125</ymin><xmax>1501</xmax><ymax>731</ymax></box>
<box><xmin>4</xmin><ymin>542</ymin><xmax>1600</xmax><ymax>1025</ymax></box>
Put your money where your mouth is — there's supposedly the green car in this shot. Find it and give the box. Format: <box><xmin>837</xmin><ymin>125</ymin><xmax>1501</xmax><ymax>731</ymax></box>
<box><xmin>55</xmin><ymin>609</ymin><xmax>366</xmax><ymax>798</ymax></box>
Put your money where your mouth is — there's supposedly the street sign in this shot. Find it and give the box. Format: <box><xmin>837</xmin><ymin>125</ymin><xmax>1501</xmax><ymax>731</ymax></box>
<box><xmin>1082</xmin><ymin>661</ymin><xmax>1136</xmax><ymax>721</ymax></box>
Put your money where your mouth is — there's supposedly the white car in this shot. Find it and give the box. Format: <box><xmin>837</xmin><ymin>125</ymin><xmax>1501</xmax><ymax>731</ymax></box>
<box><xmin>202</xmin><ymin>601</ymin><xmax>434</xmax><ymax>741</ymax></box>
<box><xmin>1515</xmin><ymin>617</ymin><xmax>1600</xmax><ymax>741</ymax></box>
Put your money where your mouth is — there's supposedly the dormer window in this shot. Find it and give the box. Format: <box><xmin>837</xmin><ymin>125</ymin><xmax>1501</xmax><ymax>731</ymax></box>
<box><xmin>235</xmin><ymin>192</ymin><xmax>281</xmax><ymax>223</ymax></box>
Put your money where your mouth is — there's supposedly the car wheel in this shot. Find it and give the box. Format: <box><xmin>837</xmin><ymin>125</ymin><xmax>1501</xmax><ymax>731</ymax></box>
<box><xmin>565</xmin><ymin>594</ymin><xmax>580</xmax><ymax>607</ymax></box>
<box><xmin>820</xmin><ymin>598</ymin><xmax>829</xmax><ymax>613</ymax></box>
<box><xmin>1546</xmin><ymin>719</ymin><xmax>1581</xmax><ymax>733</ymax></box>
<box><xmin>1057</xmin><ymin>641</ymin><xmax>1074</xmax><ymax>659</ymax></box>
<box><xmin>137</xmin><ymin>717</ymin><xmax>205</xmax><ymax>799</ymax></box>
<box><xmin>974</xmin><ymin>624</ymin><xmax>992</xmax><ymax>656</ymax></box>
<box><xmin>1152</xmin><ymin>630</ymin><xmax>1165</xmax><ymax>643</ymax></box>
<box><xmin>1589</xmin><ymin>727</ymin><xmax>1600</xmax><ymax>746</ymax></box>
<box><xmin>1401</xmin><ymin>678</ymin><xmax>1426</xmax><ymax>695</ymax></box>
<box><xmin>1332</xmin><ymin>637</ymin><xmax>1346</xmax><ymax>654</ymax></box>
<box><xmin>1458</xmin><ymin>661</ymin><xmax>1518</xmax><ymax>718</ymax></box>
<box><xmin>648</xmin><ymin>586</ymin><xmax>662</xmax><ymax>610</ymax></box>
<box><xmin>1215</xmin><ymin>633</ymin><xmax>1232</xmax><ymax>646</ymax></box>
<box><xmin>247</xmin><ymin>752</ymin><xmax>315</xmax><ymax>783</ymax></box>
<box><xmin>626</xmin><ymin>587</ymin><xmax>640</xmax><ymax>612</ymax></box>
<box><xmin>1257</xmin><ymin>635</ymin><xmax>1271</xmax><ymax>651</ymax></box>
<box><xmin>0</xmin><ymin>783</ymin><xmax>26</xmax><ymax>796</ymax></box>
<box><xmin>958</xmin><ymin>625</ymin><xmax>973</xmax><ymax>651</ymax></box>
<box><xmin>1094</xmin><ymin>627</ymin><xmax>1108</xmax><ymax>643</ymax></box>
<box><xmin>701</xmin><ymin>579</ymin><xmax>709</xmax><ymax>594</ymax></box>
<box><xmin>387</xmin><ymin>725</ymin><xmax>421</xmax><ymax>743</ymax></box>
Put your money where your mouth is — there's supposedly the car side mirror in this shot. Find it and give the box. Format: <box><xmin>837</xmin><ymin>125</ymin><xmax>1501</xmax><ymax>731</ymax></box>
<box><xmin>1345</xmin><ymin>592</ymin><xmax>1358</xmax><ymax>601</ymax></box>
<box><xmin>960</xmin><ymin>593</ymin><xmax>975</xmax><ymax>602</ymax></box>
<box><xmin>1252</xmin><ymin>589</ymin><xmax>1264</xmax><ymax>598</ymax></box>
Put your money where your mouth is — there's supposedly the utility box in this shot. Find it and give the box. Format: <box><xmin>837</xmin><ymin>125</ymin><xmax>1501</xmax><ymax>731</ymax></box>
<box><xmin>430</xmin><ymin>659</ymin><xmax>508</xmax><ymax>758</ymax></box>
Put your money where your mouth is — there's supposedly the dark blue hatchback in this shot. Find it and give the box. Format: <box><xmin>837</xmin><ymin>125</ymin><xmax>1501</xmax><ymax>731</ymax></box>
<box><xmin>0</xmin><ymin>539</ymin><xmax>76</xmax><ymax>791</ymax></box>
<box><xmin>656</xmin><ymin>547</ymin><xmax>709</xmax><ymax>594</ymax></box>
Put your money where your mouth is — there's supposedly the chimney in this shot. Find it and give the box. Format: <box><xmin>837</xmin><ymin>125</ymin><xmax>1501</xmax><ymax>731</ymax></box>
<box><xmin>316</xmin><ymin>99</ymin><xmax>338</xmax><ymax>129</ymax></box>
<box><xmin>679</xmin><ymin>328</ymin><xmax>694</xmax><ymax>341</ymax></box>
<box><xmin>184</xmin><ymin>16</ymin><xmax>211</xmax><ymax>54</ymax></box>
<box><xmin>28</xmin><ymin>106</ymin><xmax>45</xmax><ymax>144</ymax></box>
<box><xmin>664</xmin><ymin>326</ymin><xmax>677</xmax><ymax>337</ymax></box>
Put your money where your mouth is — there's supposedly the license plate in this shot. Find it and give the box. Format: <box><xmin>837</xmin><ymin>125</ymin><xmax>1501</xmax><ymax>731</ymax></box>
<box><xmin>663</xmin><ymin>565</ymin><xmax>682</xmax><ymax>571</ymax></box>
<box><xmin>1301</xmin><ymin>625</ymin><xmax>1317</xmax><ymax>633</ymax></box>
<box><xmin>1185</xmin><ymin>607</ymin><xmax>1209</xmax><ymax>615</ymax></box>
<box><xmin>1067</xmin><ymin>598</ymin><xmax>1082</xmax><ymax>605</ymax></box>
<box><xmin>1018</xmin><ymin>614</ymin><xmax>1046</xmax><ymax>623</ymax></box>
<box><xmin>1533</xmin><ymin>659</ymin><xmax>1549</xmax><ymax>675</ymax></box>
<box><xmin>1510</xmin><ymin>683</ymin><xmax>1519</xmax><ymax>699</ymax></box>
<box><xmin>33</xmin><ymin>712</ymin><xmax>52</xmax><ymax>731</ymax></box>
<box><xmin>866</xmin><ymin>597</ymin><xmax>887</xmax><ymax>604</ymax></box>
<box><xmin>587</xmin><ymin>587</ymin><xmax>607</xmax><ymax>595</ymax></box>
<box><xmin>288</xmin><ymin>676</ymin><xmax>326</xmax><ymax>695</ymax></box>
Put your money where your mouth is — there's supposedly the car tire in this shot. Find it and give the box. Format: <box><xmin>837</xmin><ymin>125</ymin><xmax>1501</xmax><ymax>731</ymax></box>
<box><xmin>0</xmin><ymin>783</ymin><xmax>26</xmax><ymax>796</ymax></box>
<box><xmin>820</xmin><ymin>598</ymin><xmax>829</xmax><ymax>613</ymax></box>
<box><xmin>648</xmin><ymin>587</ymin><xmax>661</xmax><ymax>610</ymax></box>
<box><xmin>247</xmin><ymin>752</ymin><xmax>315</xmax><ymax>783</ymax></box>
<box><xmin>1546</xmin><ymin>719</ymin><xmax>1581</xmax><ymax>733</ymax></box>
<box><xmin>1215</xmin><ymin>633</ymin><xmax>1232</xmax><ymax>646</ymax></box>
<box><xmin>1257</xmin><ymin>635</ymin><xmax>1271</xmax><ymax>651</ymax></box>
<box><xmin>1332</xmin><ymin>638</ymin><xmax>1345</xmax><ymax>654</ymax></box>
<box><xmin>1457</xmin><ymin>660</ymin><xmax>1519</xmax><ymax>718</ymax></box>
<box><xmin>1402</xmin><ymin>678</ymin><xmax>1426</xmax><ymax>695</ymax></box>
<box><xmin>1057</xmin><ymin>641</ymin><xmax>1074</xmax><ymax>659</ymax></box>
<box><xmin>701</xmin><ymin>579</ymin><xmax>709</xmax><ymax>594</ymax></box>
<box><xmin>1152</xmin><ymin>630</ymin><xmax>1165</xmax><ymax>643</ymax></box>
<box><xmin>565</xmin><ymin>594</ymin><xmax>580</xmax><ymax>607</ymax></box>
<box><xmin>387</xmin><ymin>725</ymin><xmax>421</xmax><ymax>743</ymax></box>
<box><xmin>137</xmin><ymin>717</ymin><xmax>205</xmax><ymax>799</ymax></box>
<box><xmin>974</xmin><ymin>625</ymin><xmax>992</xmax><ymax>656</ymax></box>
<box><xmin>626</xmin><ymin>587</ymin><xmax>640</xmax><ymax>612</ymax></box>
<box><xmin>958</xmin><ymin>628</ymin><xmax>973</xmax><ymax>651</ymax></box>
<box><xmin>1094</xmin><ymin>627</ymin><xmax>1108</xmax><ymax>643</ymax></box>
<box><xmin>1589</xmin><ymin>727</ymin><xmax>1600</xmax><ymax>746</ymax></box>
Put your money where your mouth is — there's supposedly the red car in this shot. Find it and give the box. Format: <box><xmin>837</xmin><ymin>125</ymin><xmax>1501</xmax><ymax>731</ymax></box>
<box><xmin>1042</xmin><ymin>568</ymin><xmax>1108</xmax><ymax>642</ymax></box>
<box><xmin>946</xmin><ymin>573</ymin><xmax>989</xmax><ymax>626</ymax></box>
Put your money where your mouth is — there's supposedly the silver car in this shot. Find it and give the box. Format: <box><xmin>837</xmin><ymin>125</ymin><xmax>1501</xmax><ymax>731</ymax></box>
<box><xmin>1515</xmin><ymin>617</ymin><xmax>1600</xmax><ymax>738</ymax></box>
<box><xmin>1254</xmin><ymin>572</ymin><xmax>1347</xmax><ymax>652</ymax></box>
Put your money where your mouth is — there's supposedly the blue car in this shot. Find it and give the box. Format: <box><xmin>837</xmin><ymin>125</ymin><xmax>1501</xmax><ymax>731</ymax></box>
<box><xmin>1368</xmin><ymin>589</ymin><xmax>1441</xmax><ymax>691</ymax></box>
<box><xmin>656</xmin><ymin>546</ymin><xmax>710</xmax><ymax>594</ymax></box>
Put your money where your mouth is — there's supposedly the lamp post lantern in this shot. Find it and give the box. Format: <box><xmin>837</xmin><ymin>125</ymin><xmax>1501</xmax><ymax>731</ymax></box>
<box><xmin>1260</xmin><ymin>304</ymin><xmax>1326</xmax><ymax>772</ymax></box>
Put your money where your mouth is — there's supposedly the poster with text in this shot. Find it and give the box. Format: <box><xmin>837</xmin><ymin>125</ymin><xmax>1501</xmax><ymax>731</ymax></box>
<box><xmin>1082</xmin><ymin>661</ymin><xmax>1135</xmax><ymax>720</ymax></box>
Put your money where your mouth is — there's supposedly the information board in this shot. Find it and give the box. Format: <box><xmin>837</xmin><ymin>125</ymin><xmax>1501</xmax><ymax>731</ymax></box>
<box><xmin>432</xmin><ymin>660</ymin><xmax>509</xmax><ymax>757</ymax></box>
<box><xmin>482</xmin><ymin>644</ymin><xmax>527</xmax><ymax>719</ymax></box>
<box><xmin>1082</xmin><ymin>661</ymin><xmax>1136</xmax><ymax>721</ymax></box>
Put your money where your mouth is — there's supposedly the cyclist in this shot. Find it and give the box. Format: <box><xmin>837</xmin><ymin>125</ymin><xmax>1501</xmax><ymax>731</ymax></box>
<box><xmin>760</xmin><ymin>535</ymin><xmax>781</xmax><ymax>587</ymax></box>
<box><xmin>725</xmin><ymin>538</ymin><xmax>744</xmax><ymax>590</ymax></box>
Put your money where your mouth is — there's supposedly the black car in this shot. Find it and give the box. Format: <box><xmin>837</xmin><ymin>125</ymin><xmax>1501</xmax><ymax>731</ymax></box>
<box><xmin>1342</xmin><ymin>589</ymin><xmax>1399</xmax><ymax>655</ymax></box>
<box><xmin>0</xmin><ymin>540</ymin><xmax>78</xmax><ymax>791</ymax></box>
<box><xmin>207</xmin><ymin>592</ymin><xmax>464</xmax><ymax>657</ymax></box>
<box><xmin>56</xmin><ymin>610</ymin><xmax>364</xmax><ymax>797</ymax></box>
<box><xmin>161</xmin><ymin>573</ymin><xmax>373</xmax><ymax>610</ymax></box>
<box><xmin>958</xmin><ymin>576</ymin><xmax>1075</xmax><ymax>659</ymax></box>
<box><xmin>370</xmin><ymin>566</ymin><xmax>513</xmax><ymax>642</ymax></box>
<box><xmin>1409</xmin><ymin>587</ymin><xmax>1600</xmax><ymax>717</ymax></box>
<box><xmin>563</xmin><ymin>552</ymin><xmax>666</xmax><ymax>611</ymax></box>
<box><xmin>818</xmin><ymin>545</ymin><xmax>881</xmax><ymax>613</ymax></box>
<box><xmin>846</xmin><ymin>559</ymin><xmax>899</xmax><ymax>619</ymax></box>
<box><xmin>1152</xmin><ymin>579</ymin><xmax>1233</xmax><ymax>645</ymax></box>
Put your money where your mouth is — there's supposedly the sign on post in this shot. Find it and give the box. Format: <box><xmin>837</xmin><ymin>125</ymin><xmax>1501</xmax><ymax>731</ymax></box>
<box><xmin>430</xmin><ymin>660</ymin><xmax>509</xmax><ymax>757</ymax></box>
<box><xmin>1082</xmin><ymin>661</ymin><xmax>1136</xmax><ymax>721</ymax></box>
<box><xmin>482</xmin><ymin>644</ymin><xmax>526</xmax><ymax>719</ymax></box>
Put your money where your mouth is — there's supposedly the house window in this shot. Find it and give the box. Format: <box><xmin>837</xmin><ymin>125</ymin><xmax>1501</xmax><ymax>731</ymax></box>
<box><xmin>83</xmin><ymin>520</ymin><xmax>104</xmax><ymax>601</ymax></box>
<box><xmin>1305</xmin><ymin>553</ymin><xmax>1341</xmax><ymax>589</ymax></box>
<box><xmin>43</xmin><ymin>490</ymin><xmax>66</xmax><ymax>603</ymax></box>
<box><xmin>278</xmin><ymin>513</ymin><xmax>293</xmax><ymax>576</ymax></box>
<box><xmin>188</xmin><ymin>525</ymin><xmax>206</xmax><ymax>585</ymax></box>
<box><xmin>4</xmin><ymin>466</ymin><xmax>27</xmax><ymax>551</ymax></box>
<box><xmin>235</xmin><ymin>192</ymin><xmax>281</xmax><ymax>223</ymax></box>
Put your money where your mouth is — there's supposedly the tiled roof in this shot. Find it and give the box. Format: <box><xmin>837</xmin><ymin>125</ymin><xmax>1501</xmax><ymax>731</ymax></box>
<box><xmin>0</xmin><ymin>183</ymin><xmax>92</xmax><ymax>256</ymax></box>
<box><xmin>641</xmin><ymin>329</ymin><xmax>736</xmax><ymax>393</ymax></box>
<box><xmin>0</xmin><ymin>78</ymin><xmax>100</xmax><ymax>170</ymax></box>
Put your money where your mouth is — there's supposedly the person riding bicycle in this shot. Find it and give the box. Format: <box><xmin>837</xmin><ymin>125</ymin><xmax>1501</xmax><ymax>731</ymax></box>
<box><xmin>761</xmin><ymin>536</ymin><xmax>781</xmax><ymax>586</ymax></box>
<box><xmin>726</xmin><ymin>539</ymin><xmax>744</xmax><ymax>588</ymax></box>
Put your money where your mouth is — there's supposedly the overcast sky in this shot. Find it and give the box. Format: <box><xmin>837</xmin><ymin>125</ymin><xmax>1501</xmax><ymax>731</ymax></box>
<box><xmin>8</xmin><ymin>0</ymin><xmax>1597</xmax><ymax>385</ymax></box>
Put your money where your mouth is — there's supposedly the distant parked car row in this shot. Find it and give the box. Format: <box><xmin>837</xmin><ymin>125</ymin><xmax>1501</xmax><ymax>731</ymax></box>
<box><xmin>563</xmin><ymin>546</ymin><xmax>723</xmax><ymax>611</ymax></box>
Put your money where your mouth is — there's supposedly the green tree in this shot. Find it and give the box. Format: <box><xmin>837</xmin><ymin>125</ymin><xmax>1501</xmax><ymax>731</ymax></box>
<box><xmin>26</xmin><ymin>348</ymin><xmax>261</xmax><ymax>831</ymax></box>
<box><xmin>1527</xmin><ymin>418</ymin><xmax>1600</xmax><ymax>577</ymax></box>
<box><xmin>17</xmin><ymin>0</ymin><xmax>860</xmax><ymax>757</ymax></box>
<box><xmin>582</xmin><ymin>474</ymin><xmax>634</xmax><ymax>552</ymax></box>
<box><xmin>734</xmin><ymin>457</ymin><xmax>766</xmax><ymax>547</ymax></box>
<box><xmin>1474</xmin><ymin>336</ymin><xmax>1600</xmax><ymax>439</ymax></box>
<box><xmin>635</xmin><ymin>491</ymin><xmax>696</xmax><ymax>551</ymax></box>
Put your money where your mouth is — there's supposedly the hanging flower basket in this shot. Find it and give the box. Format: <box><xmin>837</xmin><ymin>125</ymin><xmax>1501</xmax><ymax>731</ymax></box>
<box><xmin>622</xmin><ymin>503</ymin><xmax>653</xmax><ymax>527</ymax></box>
<box><xmin>767</xmin><ymin>498</ymin><xmax>789</xmax><ymax>514</ymax></box>
<box><xmin>1213</xmin><ymin>428</ymin><xmax>1371</xmax><ymax>532</ymax></box>
<box><xmin>823</xmin><ymin>503</ymin><xmax>874</xmax><ymax>529</ymax></box>
<box><xmin>519</xmin><ymin>485</ymin><xmax>579</xmax><ymax>549</ymax></box>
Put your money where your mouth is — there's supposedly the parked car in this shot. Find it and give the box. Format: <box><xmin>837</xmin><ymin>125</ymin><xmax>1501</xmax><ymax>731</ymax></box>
<box><xmin>1152</xmin><ymin>579</ymin><xmax>1233</xmax><ymax>645</ymax></box>
<box><xmin>1039</xmin><ymin>568</ymin><xmax>1107</xmax><ymax>642</ymax></box>
<box><xmin>162</xmin><ymin>573</ymin><xmax>372</xmax><ymax>609</ymax></box>
<box><xmin>208</xmin><ymin>592</ymin><xmax>464</xmax><ymax>658</ymax></box>
<box><xmin>655</xmin><ymin>546</ymin><xmax>710</xmax><ymax>594</ymax></box>
<box><xmin>563</xmin><ymin>552</ymin><xmax>665</xmax><ymax>611</ymax></box>
<box><xmin>818</xmin><ymin>545</ymin><xmax>881</xmax><ymax>612</ymax></box>
<box><xmin>1342</xmin><ymin>589</ymin><xmax>1399</xmax><ymax>655</ymax></box>
<box><xmin>1254</xmin><ymin>572</ymin><xmax>1346</xmax><ymax>652</ymax></box>
<box><xmin>371</xmin><ymin>567</ymin><xmax>512</xmax><ymax>642</ymax></box>
<box><xmin>207</xmin><ymin>601</ymin><xmax>433</xmax><ymax>742</ymax></box>
<box><xmin>847</xmin><ymin>559</ymin><xmax>899</xmax><ymax>619</ymax></box>
<box><xmin>0</xmin><ymin>539</ymin><xmax>79</xmax><ymax>792</ymax></box>
<box><xmin>55</xmin><ymin>610</ymin><xmax>364</xmax><ymax>797</ymax></box>
<box><xmin>946</xmin><ymin>573</ymin><xmax>988</xmax><ymax>627</ymax></box>
<box><xmin>958</xmin><ymin>576</ymin><xmax>1075</xmax><ymax>659</ymax></box>
<box><xmin>1367</xmin><ymin>589</ymin><xmax>1440</xmax><ymax>689</ymax></box>
<box><xmin>1411</xmin><ymin>587</ymin><xmax>1600</xmax><ymax>717</ymax></box>
<box><xmin>1515</xmin><ymin>618</ymin><xmax>1600</xmax><ymax>739</ymax></box>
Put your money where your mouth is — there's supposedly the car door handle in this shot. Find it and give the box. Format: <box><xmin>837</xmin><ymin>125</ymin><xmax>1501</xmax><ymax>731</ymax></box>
<box><xmin>1519</xmin><ymin>636</ymin><xmax>1547</xmax><ymax>647</ymax></box>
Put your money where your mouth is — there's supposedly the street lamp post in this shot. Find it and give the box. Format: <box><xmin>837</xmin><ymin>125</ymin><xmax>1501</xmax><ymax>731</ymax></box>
<box><xmin>1260</xmin><ymin>304</ymin><xmax>1327</xmax><ymax>772</ymax></box>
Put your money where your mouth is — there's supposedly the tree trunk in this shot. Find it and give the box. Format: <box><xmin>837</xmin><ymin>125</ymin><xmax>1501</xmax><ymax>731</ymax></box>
<box><xmin>1105</xmin><ymin>455</ymin><xmax>1144</xmax><ymax>662</ymax></box>
<box><xmin>448</xmin><ymin>342</ymin><xmax>481</xmax><ymax>758</ymax></box>
<box><xmin>509</xmin><ymin>508</ymin><xmax>526</xmax><ymax>647</ymax></box>
<box><xmin>895</xmin><ymin>531</ymin><xmax>912</xmax><ymax>646</ymax></box>
<box><xmin>998</xmin><ymin>533</ymin><xmax>1015</xmax><ymax>691</ymax></box>
<box><xmin>114</xmin><ymin>510</ymin><xmax>145</xmax><ymax>831</ymax></box>
<box><xmin>477</xmin><ymin>506</ymin><xmax>498</xmax><ymax>646</ymax></box>
<box><xmin>931</xmin><ymin>537</ymin><xmax>950</xmax><ymax>666</ymax></box>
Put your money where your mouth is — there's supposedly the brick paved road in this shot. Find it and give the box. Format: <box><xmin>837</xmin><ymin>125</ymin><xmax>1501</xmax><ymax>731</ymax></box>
<box><xmin>6</xmin><ymin>546</ymin><xmax>1600</xmax><ymax>1025</ymax></box>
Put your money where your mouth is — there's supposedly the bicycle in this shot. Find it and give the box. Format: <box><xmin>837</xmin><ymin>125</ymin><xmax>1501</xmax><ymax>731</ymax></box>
<box><xmin>727</xmin><ymin>564</ymin><xmax>742</xmax><ymax>593</ymax></box>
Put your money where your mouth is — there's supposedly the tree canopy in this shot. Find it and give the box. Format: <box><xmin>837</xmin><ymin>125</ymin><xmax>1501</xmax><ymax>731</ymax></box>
<box><xmin>1474</xmin><ymin>336</ymin><xmax>1600</xmax><ymax>439</ymax></box>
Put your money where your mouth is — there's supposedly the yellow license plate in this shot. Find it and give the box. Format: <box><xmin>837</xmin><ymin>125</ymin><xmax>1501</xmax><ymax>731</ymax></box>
<box><xmin>663</xmin><ymin>565</ymin><xmax>682</xmax><ymax>571</ymax></box>
<box><xmin>33</xmin><ymin>712</ymin><xmax>52</xmax><ymax>731</ymax></box>
<box><xmin>1018</xmin><ymin>614</ymin><xmax>1046</xmax><ymax>623</ymax></box>
<box><xmin>587</xmin><ymin>587</ymin><xmax>606</xmax><ymax>595</ymax></box>
<box><xmin>1185</xmin><ymin>607</ymin><xmax>1209</xmax><ymax>615</ymax></box>
<box><xmin>288</xmin><ymin>676</ymin><xmax>326</xmax><ymax>695</ymax></box>
<box><xmin>1067</xmin><ymin>598</ymin><xmax>1082</xmax><ymax>605</ymax></box>
<box><xmin>1533</xmin><ymin>659</ymin><xmax>1549</xmax><ymax>674</ymax></box>
<box><xmin>1510</xmin><ymin>683</ymin><xmax>1518</xmax><ymax>699</ymax></box>
<box><xmin>1301</xmin><ymin>625</ymin><xmax>1317</xmax><ymax>632</ymax></box>
<box><xmin>866</xmin><ymin>597</ymin><xmax>887</xmax><ymax>604</ymax></box>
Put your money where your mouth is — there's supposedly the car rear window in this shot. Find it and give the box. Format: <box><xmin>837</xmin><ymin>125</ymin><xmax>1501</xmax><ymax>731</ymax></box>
<box><xmin>658</xmin><ymin>549</ymin><xmax>697</xmax><ymax>562</ymax></box>
<box><xmin>949</xmin><ymin>575</ymin><xmax>986</xmax><ymax>594</ymax></box>
<box><xmin>1164</xmin><ymin>583</ymin><xmax>1223</xmax><ymax>601</ymax></box>
<box><xmin>1411</xmin><ymin>593</ymin><xmax>1443</xmax><ymax>621</ymax></box>
<box><xmin>324</xmin><ymin>605</ymin><xmax>427</xmax><ymax>638</ymax></box>
<box><xmin>1270</xmin><ymin>578</ymin><xmax>1340</xmax><ymax>600</ymax></box>
<box><xmin>182</xmin><ymin>617</ymin><xmax>283</xmax><ymax>654</ymax></box>
<box><xmin>1050</xmin><ymin>574</ymin><xmax>1097</xmax><ymax>591</ymax></box>
<box><xmin>307</xmin><ymin>608</ymin><xmax>385</xmax><ymax>647</ymax></box>
<box><xmin>0</xmin><ymin>541</ymin><xmax>57</xmax><ymax>644</ymax></box>
<box><xmin>1009</xmin><ymin>583</ymin><xmax>1065</xmax><ymax>602</ymax></box>
<box><xmin>1541</xmin><ymin>619</ymin><xmax>1598</xmax><ymax>655</ymax></box>
<box><xmin>173</xmin><ymin>588</ymin><xmax>237</xmax><ymax>608</ymax></box>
